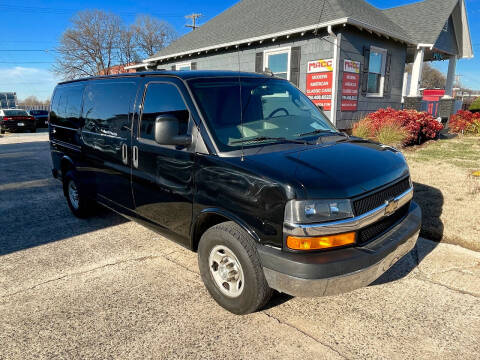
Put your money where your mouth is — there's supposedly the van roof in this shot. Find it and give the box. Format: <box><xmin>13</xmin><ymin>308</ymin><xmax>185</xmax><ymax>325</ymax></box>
<box><xmin>58</xmin><ymin>70</ymin><xmax>273</xmax><ymax>85</ymax></box>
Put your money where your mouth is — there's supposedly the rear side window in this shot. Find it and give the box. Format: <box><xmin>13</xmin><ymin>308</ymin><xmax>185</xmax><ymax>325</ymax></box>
<box><xmin>140</xmin><ymin>82</ymin><xmax>189</xmax><ymax>141</ymax></box>
<box><xmin>82</xmin><ymin>81</ymin><xmax>137</xmax><ymax>136</ymax></box>
<box><xmin>4</xmin><ymin>110</ymin><xmax>29</xmax><ymax>116</ymax></box>
<box><xmin>50</xmin><ymin>83</ymin><xmax>85</xmax><ymax>128</ymax></box>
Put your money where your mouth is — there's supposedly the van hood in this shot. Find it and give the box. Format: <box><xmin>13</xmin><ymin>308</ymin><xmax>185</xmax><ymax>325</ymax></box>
<box><xmin>244</xmin><ymin>140</ymin><xmax>410</xmax><ymax>199</ymax></box>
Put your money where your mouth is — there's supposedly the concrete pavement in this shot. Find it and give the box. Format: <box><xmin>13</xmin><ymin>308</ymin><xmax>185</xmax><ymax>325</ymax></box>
<box><xmin>1</xmin><ymin>132</ymin><xmax>479</xmax><ymax>359</ymax></box>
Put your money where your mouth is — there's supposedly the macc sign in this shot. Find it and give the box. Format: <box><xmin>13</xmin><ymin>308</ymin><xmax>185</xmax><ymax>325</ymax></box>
<box><xmin>306</xmin><ymin>59</ymin><xmax>333</xmax><ymax>110</ymax></box>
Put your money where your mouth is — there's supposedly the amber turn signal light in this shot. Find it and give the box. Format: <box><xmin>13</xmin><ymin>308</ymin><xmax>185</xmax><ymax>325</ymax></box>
<box><xmin>287</xmin><ymin>232</ymin><xmax>356</xmax><ymax>250</ymax></box>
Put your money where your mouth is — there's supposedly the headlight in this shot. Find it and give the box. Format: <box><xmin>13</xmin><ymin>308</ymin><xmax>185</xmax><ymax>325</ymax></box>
<box><xmin>285</xmin><ymin>199</ymin><xmax>354</xmax><ymax>224</ymax></box>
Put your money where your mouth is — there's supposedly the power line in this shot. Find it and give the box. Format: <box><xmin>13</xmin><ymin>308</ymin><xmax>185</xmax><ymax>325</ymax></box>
<box><xmin>0</xmin><ymin>4</ymin><xmax>186</xmax><ymax>18</ymax></box>
<box><xmin>185</xmin><ymin>13</ymin><xmax>203</xmax><ymax>31</ymax></box>
<box><xmin>0</xmin><ymin>62</ymin><xmax>55</xmax><ymax>64</ymax></box>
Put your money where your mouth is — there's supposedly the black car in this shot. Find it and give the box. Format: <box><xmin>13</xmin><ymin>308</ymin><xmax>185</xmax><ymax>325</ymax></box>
<box><xmin>0</xmin><ymin>109</ymin><xmax>36</xmax><ymax>134</ymax></box>
<box><xmin>49</xmin><ymin>71</ymin><xmax>421</xmax><ymax>315</ymax></box>
<box><xmin>29</xmin><ymin>109</ymin><xmax>49</xmax><ymax>128</ymax></box>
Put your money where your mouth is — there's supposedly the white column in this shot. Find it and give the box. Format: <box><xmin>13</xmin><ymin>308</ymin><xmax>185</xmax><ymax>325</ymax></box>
<box><xmin>409</xmin><ymin>47</ymin><xmax>425</xmax><ymax>97</ymax></box>
<box><xmin>443</xmin><ymin>56</ymin><xmax>457</xmax><ymax>98</ymax></box>
<box><xmin>402</xmin><ymin>71</ymin><xmax>409</xmax><ymax>102</ymax></box>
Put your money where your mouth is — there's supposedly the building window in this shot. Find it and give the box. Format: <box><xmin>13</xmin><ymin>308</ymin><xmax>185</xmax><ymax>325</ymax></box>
<box><xmin>367</xmin><ymin>46</ymin><xmax>387</xmax><ymax>96</ymax></box>
<box><xmin>176</xmin><ymin>62</ymin><xmax>191</xmax><ymax>71</ymax></box>
<box><xmin>264</xmin><ymin>47</ymin><xmax>291</xmax><ymax>80</ymax></box>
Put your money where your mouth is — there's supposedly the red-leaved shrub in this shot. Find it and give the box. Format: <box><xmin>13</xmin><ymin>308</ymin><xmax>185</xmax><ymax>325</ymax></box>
<box><xmin>449</xmin><ymin>110</ymin><xmax>480</xmax><ymax>135</ymax></box>
<box><xmin>353</xmin><ymin>108</ymin><xmax>443</xmax><ymax>146</ymax></box>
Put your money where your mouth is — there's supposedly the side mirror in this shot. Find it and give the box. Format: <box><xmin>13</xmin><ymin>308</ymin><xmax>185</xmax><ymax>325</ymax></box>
<box><xmin>154</xmin><ymin>114</ymin><xmax>192</xmax><ymax>146</ymax></box>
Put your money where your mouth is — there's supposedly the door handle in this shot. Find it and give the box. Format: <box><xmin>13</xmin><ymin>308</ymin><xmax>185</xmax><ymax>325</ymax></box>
<box><xmin>133</xmin><ymin>145</ymin><xmax>139</xmax><ymax>168</ymax></box>
<box><xmin>121</xmin><ymin>143</ymin><xmax>128</xmax><ymax>165</ymax></box>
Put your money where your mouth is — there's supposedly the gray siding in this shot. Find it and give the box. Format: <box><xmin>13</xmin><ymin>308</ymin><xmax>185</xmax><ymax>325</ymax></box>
<box><xmin>335</xmin><ymin>28</ymin><xmax>407</xmax><ymax>130</ymax></box>
<box><xmin>156</xmin><ymin>31</ymin><xmax>335</xmax><ymax>119</ymax></box>
<box><xmin>434</xmin><ymin>16</ymin><xmax>458</xmax><ymax>55</ymax></box>
<box><xmin>156</xmin><ymin>28</ymin><xmax>409</xmax><ymax>129</ymax></box>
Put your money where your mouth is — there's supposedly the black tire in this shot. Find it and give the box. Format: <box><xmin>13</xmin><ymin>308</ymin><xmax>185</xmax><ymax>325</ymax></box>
<box><xmin>63</xmin><ymin>170</ymin><xmax>94</xmax><ymax>218</ymax></box>
<box><xmin>0</xmin><ymin>129</ymin><xmax>5</xmax><ymax>134</ymax></box>
<box><xmin>31</xmin><ymin>127</ymin><xmax>36</xmax><ymax>133</ymax></box>
<box><xmin>198</xmin><ymin>221</ymin><xmax>273</xmax><ymax>315</ymax></box>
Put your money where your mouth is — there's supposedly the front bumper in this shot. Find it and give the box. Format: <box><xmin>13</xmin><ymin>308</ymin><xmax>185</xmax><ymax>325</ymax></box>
<box><xmin>258</xmin><ymin>201</ymin><xmax>421</xmax><ymax>297</ymax></box>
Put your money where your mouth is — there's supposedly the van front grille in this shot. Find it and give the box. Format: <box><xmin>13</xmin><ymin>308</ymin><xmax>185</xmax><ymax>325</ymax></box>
<box><xmin>353</xmin><ymin>178</ymin><xmax>410</xmax><ymax>216</ymax></box>
<box><xmin>357</xmin><ymin>203</ymin><xmax>410</xmax><ymax>245</ymax></box>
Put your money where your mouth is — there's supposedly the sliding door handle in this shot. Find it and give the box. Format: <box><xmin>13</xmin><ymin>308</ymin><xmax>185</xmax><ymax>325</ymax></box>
<box><xmin>121</xmin><ymin>143</ymin><xmax>128</xmax><ymax>165</ymax></box>
<box><xmin>132</xmin><ymin>145</ymin><xmax>139</xmax><ymax>169</ymax></box>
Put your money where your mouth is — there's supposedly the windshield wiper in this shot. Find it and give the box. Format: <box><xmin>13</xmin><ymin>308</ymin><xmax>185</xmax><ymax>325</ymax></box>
<box><xmin>231</xmin><ymin>136</ymin><xmax>308</xmax><ymax>145</ymax></box>
<box><xmin>297</xmin><ymin>129</ymin><xmax>348</xmax><ymax>138</ymax></box>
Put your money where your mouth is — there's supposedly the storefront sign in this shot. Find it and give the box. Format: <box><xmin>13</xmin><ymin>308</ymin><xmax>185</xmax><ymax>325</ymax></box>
<box><xmin>306</xmin><ymin>59</ymin><xmax>333</xmax><ymax>110</ymax></box>
<box><xmin>341</xmin><ymin>60</ymin><xmax>360</xmax><ymax>112</ymax></box>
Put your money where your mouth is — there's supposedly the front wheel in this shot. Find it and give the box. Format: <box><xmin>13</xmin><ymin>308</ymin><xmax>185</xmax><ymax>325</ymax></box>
<box><xmin>198</xmin><ymin>222</ymin><xmax>273</xmax><ymax>315</ymax></box>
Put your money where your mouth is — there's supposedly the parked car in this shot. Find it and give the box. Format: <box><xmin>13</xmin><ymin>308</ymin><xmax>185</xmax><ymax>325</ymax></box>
<box><xmin>29</xmin><ymin>109</ymin><xmax>49</xmax><ymax>128</ymax></box>
<box><xmin>49</xmin><ymin>71</ymin><xmax>421</xmax><ymax>315</ymax></box>
<box><xmin>0</xmin><ymin>109</ymin><xmax>36</xmax><ymax>134</ymax></box>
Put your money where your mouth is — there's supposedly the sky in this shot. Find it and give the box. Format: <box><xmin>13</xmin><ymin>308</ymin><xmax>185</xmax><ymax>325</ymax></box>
<box><xmin>1</xmin><ymin>0</ymin><xmax>479</xmax><ymax>101</ymax></box>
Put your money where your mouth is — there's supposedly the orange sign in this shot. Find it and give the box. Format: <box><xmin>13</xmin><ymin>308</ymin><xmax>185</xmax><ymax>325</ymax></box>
<box><xmin>306</xmin><ymin>59</ymin><xmax>333</xmax><ymax>110</ymax></box>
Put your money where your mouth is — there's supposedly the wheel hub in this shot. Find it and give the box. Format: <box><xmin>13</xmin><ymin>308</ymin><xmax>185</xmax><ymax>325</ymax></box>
<box><xmin>208</xmin><ymin>245</ymin><xmax>244</xmax><ymax>298</ymax></box>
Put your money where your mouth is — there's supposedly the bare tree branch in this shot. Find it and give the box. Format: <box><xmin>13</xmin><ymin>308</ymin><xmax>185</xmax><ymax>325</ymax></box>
<box><xmin>54</xmin><ymin>10</ymin><xmax>177</xmax><ymax>80</ymax></box>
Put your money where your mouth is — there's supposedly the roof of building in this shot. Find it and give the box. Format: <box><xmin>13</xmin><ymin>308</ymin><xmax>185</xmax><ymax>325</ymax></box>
<box><xmin>143</xmin><ymin>0</ymin><xmax>472</xmax><ymax>63</ymax></box>
<box><xmin>383</xmin><ymin>0</ymin><xmax>472</xmax><ymax>58</ymax></box>
<box><xmin>146</xmin><ymin>0</ymin><xmax>411</xmax><ymax>62</ymax></box>
<box><xmin>383</xmin><ymin>0</ymin><xmax>457</xmax><ymax>45</ymax></box>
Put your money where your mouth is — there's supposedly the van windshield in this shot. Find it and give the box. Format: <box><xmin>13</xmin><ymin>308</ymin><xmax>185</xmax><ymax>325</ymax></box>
<box><xmin>188</xmin><ymin>77</ymin><xmax>336</xmax><ymax>152</ymax></box>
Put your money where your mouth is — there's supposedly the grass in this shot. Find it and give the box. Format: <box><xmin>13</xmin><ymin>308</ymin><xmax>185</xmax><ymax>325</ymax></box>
<box><xmin>403</xmin><ymin>136</ymin><xmax>480</xmax><ymax>251</ymax></box>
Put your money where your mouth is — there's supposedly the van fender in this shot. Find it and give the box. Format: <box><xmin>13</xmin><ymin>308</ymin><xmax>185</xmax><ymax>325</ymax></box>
<box><xmin>60</xmin><ymin>155</ymin><xmax>75</xmax><ymax>178</ymax></box>
<box><xmin>190</xmin><ymin>208</ymin><xmax>261</xmax><ymax>249</ymax></box>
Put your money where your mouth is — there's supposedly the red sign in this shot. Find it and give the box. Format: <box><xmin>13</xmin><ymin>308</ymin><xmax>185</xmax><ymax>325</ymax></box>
<box><xmin>341</xmin><ymin>60</ymin><xmax>360</xmax><ymax>112</ymax></box>
<box><xmin>306</xmin><ymin>59</ymin><xmax>333</xmax><ymax>110</ymax></box>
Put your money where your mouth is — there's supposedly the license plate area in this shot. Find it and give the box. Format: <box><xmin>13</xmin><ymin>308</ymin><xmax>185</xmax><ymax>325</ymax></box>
<box><xmin>17</xmin><ymin>122</ymin><xmax>25</xmax><ymax>126</ymax></box>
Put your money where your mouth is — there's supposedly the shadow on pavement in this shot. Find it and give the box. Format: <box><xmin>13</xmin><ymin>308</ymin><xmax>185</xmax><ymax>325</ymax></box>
<box><xmin>373</xmin><ymin>182</ymin><xmax>443</xmax><ymax>285</ymax></box>
<box><xmin>0</xmin><ymin>140</ymin><xmax>128</xmax><ymax>257</ymax></box>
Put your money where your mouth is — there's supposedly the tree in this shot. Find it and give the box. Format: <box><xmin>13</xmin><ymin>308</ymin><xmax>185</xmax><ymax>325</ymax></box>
<box><xmin>22</xmin><ymin>96</ymin><xmax>43</xmax><ymax>106</ymax></box>
<box><xmin>405</xmin><ymin>62</ymin><xmax>446</xmax><ymax>89</ymax></box>
<box><xmin>133</xmin><ymin>15</ymin><xmax>177</xmax><ymax>57</ymax></box>
<box><xmin>421</xmin><ymin>63</ymin><xmax>447</xmax><ymax>89</ymax></box>
<box><xmin>54</xmin><ymin>10</ymin><xmax>122</xmax><ymax>79</ymax></box>
<box><xmin>54</xmin><ymin>10</ymin><xmax>177</xmax><ymax>80</ymax></box>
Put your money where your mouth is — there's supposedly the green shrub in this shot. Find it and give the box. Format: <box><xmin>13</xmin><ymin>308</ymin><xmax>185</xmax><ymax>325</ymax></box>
<box><xmin>469</xmin><ymin>97</ymin><xmax>480</xmax><ymax>112</ymax></box>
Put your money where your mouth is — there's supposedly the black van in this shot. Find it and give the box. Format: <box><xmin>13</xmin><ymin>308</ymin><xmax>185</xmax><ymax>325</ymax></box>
<box><xmin>49</xmin><ymin>71</ymin><xmax>421</xmax><ymax>315</ymax></box>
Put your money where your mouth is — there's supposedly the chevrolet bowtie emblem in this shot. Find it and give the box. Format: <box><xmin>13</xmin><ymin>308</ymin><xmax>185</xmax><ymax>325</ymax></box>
<box><xmin>385</xmin><ymin>198</ymin><xmax>399</xmax><ymax>216</ymax></box>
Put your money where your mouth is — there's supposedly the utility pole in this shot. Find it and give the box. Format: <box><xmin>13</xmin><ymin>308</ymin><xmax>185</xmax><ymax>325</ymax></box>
<box><xmin>185</xmin><ymin>13</ymin><xmax>202</xmax><ymax>31</ymax></box>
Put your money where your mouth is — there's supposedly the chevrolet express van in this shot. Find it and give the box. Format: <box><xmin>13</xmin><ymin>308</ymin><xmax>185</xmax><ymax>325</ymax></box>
<box><xmin>49</xmin><ymin>71</ymin><xmax>421</xmax><ymax>315</ymax></box>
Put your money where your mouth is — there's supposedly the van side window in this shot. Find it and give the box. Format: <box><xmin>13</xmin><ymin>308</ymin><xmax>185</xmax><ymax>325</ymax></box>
<box><xmin>50</xmin><ymin>84</ymin><xmax>85</xmax><ymax>128</ymax></box>
<box><xmin>83</xmin><ymin>81</ymin><xmax>137</xmax><ymax>136</ymax></box>
<box><xmin>140</xmin><ymin>83</ymin><xmax>189</xmax><ymax>141</ymax></box>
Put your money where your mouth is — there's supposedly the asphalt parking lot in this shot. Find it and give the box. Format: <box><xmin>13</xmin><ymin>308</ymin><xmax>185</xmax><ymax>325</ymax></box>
<box><xmin>1</xmin><ymin>131</ymin><xmax>479</xmax><ymax>359</ymax></box>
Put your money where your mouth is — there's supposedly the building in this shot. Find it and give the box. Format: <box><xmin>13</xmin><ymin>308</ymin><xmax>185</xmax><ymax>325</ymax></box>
<box><xmin>98</xmin><ymin>64</ymin><xmax>137</xmax><ymax>76</ymax></box>
<box><xmin>0</xmin><ymin>92</ymin><xmax>18</xmax><ymax>109</ymax></box>
<box><xmin>127</xmin><ymin>0</ymin><xmax>473</xmax><ymax>129</ymax></box>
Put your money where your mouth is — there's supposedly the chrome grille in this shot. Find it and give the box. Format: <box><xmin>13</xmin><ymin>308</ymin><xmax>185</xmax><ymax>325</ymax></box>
<box><xmin>353</xmin><ymin>178</ymin><xmax>411</xmax><ymax>216</ymax></box>
<box><xmin>357</xmin><ymin>203</ymin><xmax>410</xmax><ymax>245</ymax></box>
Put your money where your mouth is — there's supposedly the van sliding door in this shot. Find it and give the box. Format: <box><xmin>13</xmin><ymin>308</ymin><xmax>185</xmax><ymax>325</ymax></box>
<box><xmin>81</xmin><ymin>79</ymin><xmax>139</xmax><ymax>210</ymax></box>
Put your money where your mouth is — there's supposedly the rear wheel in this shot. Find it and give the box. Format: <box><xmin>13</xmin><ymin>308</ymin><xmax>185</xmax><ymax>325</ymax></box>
<box><xmin>0</xmin><ymin>129</ymin><xmax>5</xmax><ymax>134</ymax></box>
<box><xmin>31</xmin><ymin>127</ymin><xmax>36</xmax><ymax>133</ymax></box>
<box><xmin>198</xmin><ymin>221</ymin><xmax>273</xmax><ymax>315</ymax></box>
<box><xmin>63</xmin><ymin>170</ymin><xmax>94</xmax><ymax>218</ymax></box>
